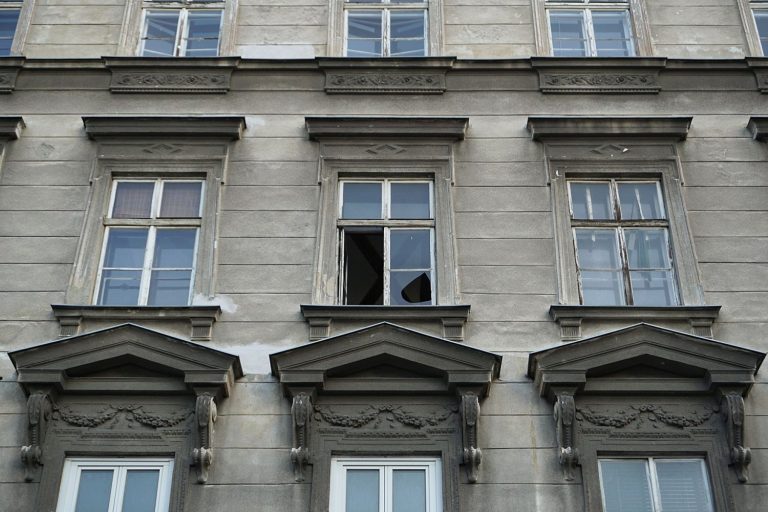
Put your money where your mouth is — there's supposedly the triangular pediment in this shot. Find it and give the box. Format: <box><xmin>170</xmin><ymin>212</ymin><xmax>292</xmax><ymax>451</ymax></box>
<box><xmin>528</xmin><ymin>323</ymin><xmax>764</xmax><ymax>398</ymax></box>
<box><xmin>270</xmin><ymin>322</ymin><xmax>501</xmax><ymax>396</ymax></box>
<box><xmin>10</xmin><ymin>323</ymin><xmax>242</xmax><ymax>397</ymax></box>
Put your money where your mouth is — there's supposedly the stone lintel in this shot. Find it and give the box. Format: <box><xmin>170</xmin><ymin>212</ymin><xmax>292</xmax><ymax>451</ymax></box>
<box><xmin>527</xmin><ymin>116</ymin><xmax>692</xmax><ymax>141</ymax></box>
<box><xmin>305</xmin><ymin>117</ymin><xmax>468</xmax><ymax>140</ymax></box>
<box><xmin>82</xmin><ymin>116</ymin><xmax>246</xmax><ymax>140</ymax></box>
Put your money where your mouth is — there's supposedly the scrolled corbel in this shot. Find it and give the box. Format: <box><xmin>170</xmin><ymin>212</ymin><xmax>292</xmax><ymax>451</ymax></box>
<box><xmin>554</xmin><ymin>392</ymin><xmax>579</xmax><ymax>481</ymax></box>
<box><xmin>722</xmin><ymin>391</ymin><xmax>751</xmax><ymax>483</ymax></box>
<box><xmin>291</xmin><ymin>392</ymin><xmax>312</xmax><ymax>482</ymax></box>
<box><xmin>191</xmin><ymin>393</ymin><xmax>217</xmax><ymax>484</ymax></box>
<box><xmin>460</xmin><ymin>391</ymin><xmax>482</xmax><ymax>483</ymax></box>
<box><xmin>20</xmin><ymin>391</ymin><xmax>53</xmax><ymax>482</ymax></box>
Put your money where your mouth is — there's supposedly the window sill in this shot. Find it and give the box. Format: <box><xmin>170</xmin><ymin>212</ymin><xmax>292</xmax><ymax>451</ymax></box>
<box><xmin>50</xmin><ymin>304</ymin><xmax>222</xmax><ymax>341</ymax></box>
<box><xmin>299</xmin><ymin>304</ymin><xmax>471</xmax><ymax>341</ymax></box>
<box><xmin>548</xmin><ymin>304</ymin><xmax>721</xmax><ymax>340</ymax></box>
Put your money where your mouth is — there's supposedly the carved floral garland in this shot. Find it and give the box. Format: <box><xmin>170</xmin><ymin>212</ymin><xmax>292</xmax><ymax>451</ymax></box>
<box><xmin>54</xmin><ymin>404</ymin><xmax>191</xmax><ymax>429</ymax></box>
<box><xmin>314</xmin><ymin>404</ymin><xmax>456</xmax><ymax>429</ymax></box>
<box><xmin>576</xmin><ymin>404</ymin><xmax>716</xmax><ymax>429</ymax></box>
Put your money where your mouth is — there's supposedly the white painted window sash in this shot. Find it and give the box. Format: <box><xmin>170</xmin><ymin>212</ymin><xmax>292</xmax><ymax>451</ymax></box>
<box><xmin>343</xmin><ymin>1</ymin><xmax>428</xmax><ymax>57</ymax></box>
<box><xmin>139</xmin><ymin>6</ymin><xmax>223</xmax><ymax>56</ymax></box>
<box><xmin>546</xmin><ymin>3</ymin><xmax>634</xmax><ymax>56</ymax></box>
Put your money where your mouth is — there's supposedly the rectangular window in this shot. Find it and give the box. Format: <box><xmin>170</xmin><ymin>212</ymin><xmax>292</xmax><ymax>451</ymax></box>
<box><xmin>56</xmin><ymin>458</ymin><xmax>174</xmax><ymax>512</ymax></box>
<box><xmin>547</xmin><ymin>0</ymin><xmax>635</xmax><ymax>56</ymax></box>
<box><xmin>598</xmin><ymin>458</ymin><xmax>714</xmax><ymax>512</ymax></box>
<box><xmin>339</xmin><ymin>180</ymin><xmax>435</xmax><ymax>305</ymax></box>
<box><xmin>345</xmin><ymin>0</ymin><xmax>427</xmax><ymax>57</ymax></box>
<box><xmin>330</xmin><ymin>457</ymin><xmax>442</xmax><ymax>512</ymax></box>
<box><xmin>96</xmin><ymin>179</ymin><xmax>203</xmax><ymax>306</ymax></box>
<box><xmin>0</xmin><ymin>2</ymin><xmax>20</xmax><ymax>56</ymax></box>
<box><xmin>140</xmin><ymin>1</ymin><xmax>223</xmax><ymax>56</ymax></box>
<box><xmin>568</xmin><ymin>180</ymin><xmax>678</xmax><ymax>306</ymax></box>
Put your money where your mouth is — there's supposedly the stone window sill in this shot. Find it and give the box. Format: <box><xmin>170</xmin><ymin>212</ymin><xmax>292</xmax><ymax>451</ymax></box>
<box><xmin>299</xmin><ymin>304</ymin><xmax>471</xmax><ymax>341</ymax></box>
<box><xmin>549</xmin><ymin>304</ymin><xmax>721</xmax><ymax>340</ymax></box>
<box><xmin>51</xmin><ymin>304</ymin><xmax>222</xmax><ymax>341</ymax></box>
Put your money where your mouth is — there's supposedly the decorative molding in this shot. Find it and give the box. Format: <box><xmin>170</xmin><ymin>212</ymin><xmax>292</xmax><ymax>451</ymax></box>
<box><xmin>82</xmin><ymin>116</ymin><xmax>246</xmax><ymax>140</ymax></box>
<box><xmin>305</xmin><ymin>116</ymin><xmax>468</xmax><ymax>141</ymax></box>
<box><xmin>299</xmin><ymin>304</ymin><xmax>471</xmax><ymax>341</ymax></box>
<box><xmin>548</xmin><ymin>305</ymin><xmax>721</xmax><ymax>340</ymax></box>
<box><xmin>51</xmin><ymin>304</ymin><xmax>222</xmax><ymax>341</ymax></box>
<box><xmin>0</xmin><ymin>58</ymin><xmax>25</xmax><ymax>93</ymax></box>
<box><xmin>104</xmin><ymin>57</ymin><xmax>239</xmax><ymax>94</ymax></box>
<box><xmin>20</xmin><ymin>391</ymin><xmax>53</xmax><ymax>482</ymax></box>
<box><xmin>554</xmin><ymin>392</ymin><xmax>578</xmax><ymax>481</ymax></box>
<box><xmin>527</xmin><ymin>116</ymin><xmax>692</xmax><ymax>141</ymax></box>
<box><xmin>54</xmin><ymin>404</ymin><xmax>190</xmax><ymax>429</ymax></box>
<box><xmin>314</xmin><ymin>404</ymin><xmax>456</xmax><ymax>429</ymax></box>
<box><xmin>747</xmin><ymin>116</ymin><xmax>768</xmax><ymax>142</ymax></box>
<box><xmin>191</xmin><ymin>394</ymin><xmax>217</xmax><ymax>484</ymax></box>
<box><xmin>459</xmin><ymin>391</ymin><xmax>481</xmax><ymax>484</ymax></box>
<box><xmin>531</xmin><ymin>57</ymin><xmax>665</xmax><ymax>94</ymax></box>
<box><xmin>722</xmin><ymin>392</ymin><xmax>751</xmax><ymax>482</ymax></box>
<box><xmin>291</xmin><ymin>392</ymin><xmax>312</xmax><ymax>482</ymax></box>
<box><xmin>746</xmin><ymin>58</ymin><xmax>768</xmax><ymax>93</ymax></box>
<box><xmin>0</xmin><ymin>116</ymin><xmax>25</xmax><ymax>140</ymax></box>
<box><xmin>576</xmin><ymin>403</ymin><xmax>717</xmax><ymax>429</ymax></box>
<box><xmin>318</xmin><ymin>57</ymin><xmax>454</xmax><ymax>94</ymax></box>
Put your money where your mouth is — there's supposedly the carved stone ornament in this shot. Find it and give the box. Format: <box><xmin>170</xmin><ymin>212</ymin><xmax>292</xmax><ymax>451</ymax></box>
<box><xmin>20</xmin><ymin>391</ymin><xmax>53</xmax><ymax>482</ymax></box>
<box><xmin>722</xmin><ymin>392</ymin><xmax>751</xmax><ymax>482</ymax></box>
<box><xmin>576</xmin><ymin>403</ymin><xmax>717</xmax><ymax>429</ymax></box>
<box><xmin>291</xmin><ymin>393</ymin><xmax>312</xmax><ymax>482</ymax></box>
<box><xmin>539</xmin><ymin>73</ymin><xmax>660</xmax><ymax>94</ymax></box>
<box><xmin>53</xmin><ymin>404</ymin><xmax>191</xmax><ymax>429</ymax></box>
<box><xmin>324</xmin><ymin>71</ymin><xmax>446</xmax><ymax>94</ymax></box>
<box><xmin>314</xmin><ymin>404</ymin><xmax>456</xmax><ymax>429</ymax></box>
<box><xmin>554</xmin><ymin>393</ymin><xmax>578</xmax><ymax>481</ymax></box>
<box><xmin>460</xmin><ymin>391</ymin><xmax>482</xmax><ymax>483</ymax></box>
<box><xmin>111</xmin><ymin>72</ymin><xmax>230</xmax><ymax>94</ymax></box>
<box><xmin>191</xmin><ymin>394</ymin><xmax>217</xmax><ymax>484</ymax></box>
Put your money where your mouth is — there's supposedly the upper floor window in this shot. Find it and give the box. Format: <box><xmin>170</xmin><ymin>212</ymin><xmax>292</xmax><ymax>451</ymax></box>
<box><xmin>140</xmin><ymin>0</ymin><xmax>223</xmax><ymax>56</ymax></box>
<box><xmin>568</xmin><ymin>180</ymin><xmax>678</xmax><ymax>306</ymax></box>
<box><xmin>753</xmin><ymin>3</ymin><xmax>768</xmax><ymax>55</ymax></box>
<box><xmin>96</xmin><ymin>179</ymin><xmax>204</xmax><ymax>306</ymax></box>
<box><xmin>0</xmin><ymin>1</ymin><xmax>21</xmax><ymax>56</ymax></box>
<box><xmin>546</xmin><ymin>0</ymin><xmax>635</xmax><ymax>56</ymax></box>
<box><xmin>345</xmin><ymin>0</ymin><xmax>428</xmax><ymax>57</ymax></box>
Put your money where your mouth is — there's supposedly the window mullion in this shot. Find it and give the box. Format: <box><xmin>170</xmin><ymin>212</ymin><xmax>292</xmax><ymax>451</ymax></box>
<box><xmin>383</xmin><ymin>466</ymin><xmax>392</xmax><ymax>512</ymax></box>
<box><xmin>618</xmin><ymin>227</ymin><xmax>633</xmax><ymax>305</ymax></box>
<box><xmin>109</xmin><ymin>467</ymin><xmax>126</xmax><ymax>512</ymax></box>
<box><xmin>647</xmin><ymin>458</ymin><xmax>663</xmax><ymax>512</ymax></box>
<box><xmin>176</xmin><ymin>8</ymin><xmax>188</xmax><ymax>56</ymax></box>
<box><xmin>383</xmin><ymin>9</ymin><xmax>390</xmax><ymax>56</ymax></box>
<box><xmin>585</xmin><ymin>9</ymin><xmax>597</xmax><ymax>56</ymax></box>
<box><xmin>384</xmin><ymin>226</ymin><xmax>391</xmax><ymax>305</ymax></box>
<box><xmin>140</xmin><ymin>227</ymin><xmax>157</xmax><ymax>305</ymax></box>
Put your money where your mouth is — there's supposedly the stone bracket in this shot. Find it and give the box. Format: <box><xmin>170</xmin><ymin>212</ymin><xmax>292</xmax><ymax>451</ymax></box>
<box><xmin>554</xmin><ymin>391</ymin><xmax>579</xmax><ymax>481</ymax></box>
<box><xmin>0</xmin><ymin>58</ymin><xmax>25</xmax><ymax>93</ymax></box>
<box><xmin>21</xmin><ymin>390</ymin><xmax>53</xmax><ymax>482</ymax></box>
<box><xmin>191</xmin><ymin>393</ymin><xmax>217</xmax><ymax>484</ymax></box>
<box><xmin>459</xmin><ymin>391</ymin><xmax>482</xmax><ymax>483</ymax></box>
<box><xmin>746</xmin><ymin>58</ymin><xmax>768</xmax><ymax>94</ymax></box>
<box><xmin>291</xmin><ymin>392</ymin><xmax>313</xmax><ymax>482</ymax></box>
<box><xmin>722</xmin><ymin>392</ymin><xmax>751</xmax><ymax>483</ymax></box>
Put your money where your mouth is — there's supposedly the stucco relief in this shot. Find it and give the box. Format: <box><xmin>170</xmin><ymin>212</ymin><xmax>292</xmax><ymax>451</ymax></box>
<box><xmin>324</xmin><ymin>72</ymin><xmax>446</xmax><ymax>94</ymax></box>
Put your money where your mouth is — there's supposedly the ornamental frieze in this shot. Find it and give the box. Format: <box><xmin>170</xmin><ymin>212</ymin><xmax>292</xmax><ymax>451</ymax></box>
<box><xmin>540</xmin><ymin>73</ymin><xmax>660</xmax><ymax>93</ymax></box>
<box><xmin>324</xmin><ymin>71</ymin><xmax>446</xmax><ymax>94</ymax></box>
<box><xmin>110</xmin><ymin>72</ymin><xmax>230</xmax><ymax>93</ymax></box>
<box><xmin>576</xmin><ymin>403</ymin><xmax>717</xmax><ymax>430</ymax></box>
<box><xmin>53</xmin><ymin>404</ymin><xmax>192</xmax><ymax>430</ymax></box>
<box><xmin>314</xmin><ymin>404</ymin><xmax>457</xmax><ymax>429</ymax></box>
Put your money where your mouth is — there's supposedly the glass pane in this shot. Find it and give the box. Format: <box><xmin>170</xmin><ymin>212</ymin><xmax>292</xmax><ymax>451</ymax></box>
<box><xmin>185</xmin><ymin>11</ymin><xmax>221</xmax><ymax>56</ymax></box>
<box><xmin>756</xmin><ymin>12</ymin><xmax>768</xmax><ymax>55</ymax></box>
<box><xmin>599</xmin><ymin>460</ymin><xmax>654</xmax><ymax>512</ymax></box>
<box><xmin>390</xmin><ymin>270</ymin><xmax>432</xmax><ymax>305</ymax></box>
<box><xmin>593</xmin><ymin>11</ymin><xmax>633</xmax><ymax>57</ymax></box>
<box><xmin>160</xmin><ymin>182</ymin><xmax>203</xmax><ymax>218</ymax></box>
<box><xmin>390</xmin><ymin>38</ymin><xmax>426</xmax><ymax>57</ymax></box>
<box><xmin>569</xmin><ymin>182</ymin><xmax>613</xmax><ymax>220</ymax></box>
<box><xmin>390</xmin><ymin>11</ymin><xmax>425</xmax><ymax>38</ymax></box>
<box><xmin>580</xmin><ymin>270</ymin><xmax>624</xmax><ymax>305</ymax></box>
<box><xmin>148</xmin><ymin>270</ymin><xmax>193</xmax><ymax>305</ymax></box>
<box><xmin>122</xmin><ymin>470</ymin><xmax>160</xmax><ymax>512</ymax></box>
<box><xmin>142</xmin><ymin>11</ymin><xmax>179</xmax><ymax>57</ymax></box>
<box><xmin>0</xmin><ymin>9</ymin><xmax>20</xmax><ymax>56</ymax></box>
<box><xmin>618</xmin><ymin>183</ymin><xmax>664</xmax><ymax>219</ymax></box>
<box><xmin>550</xmin><ymin>11</ymin><xmax>587</xmax><ymax>57</ymax></box>
<box><xmin>348</xmin><ymin>11</ymin><xmax>382</xmax><ymax>38</ymax></box>
<box><xmin>346</xmin><ymin>469</ymin><xmax>379</xmax><ymax>512</ymax></box>
<box><xmin>99</xmin><ymin>270</ymin><xmax>143</xmax><ymax>305</ymax></box>
<box><xmin>655</xmin><ymin>460</ymin><xmax>714</xmax><ymax>512</ymax></box>
<box><xmin>103</xmin><ymin>229</ymin><xmax>149</xmax><ymax>268</ymax></box>
<box><xmin>393</xmin><ymin>469</ymin><xmax>427</xmax><ymax>512</ymax></box>
<box><xmin>342</xmin><ymin>183</ymin><xmax>382</xmax><ymax>219</ymax></box>
<box><xmin>630</xmin><ymin>270</ymin><xmax>677</xmax><ymax>306</ymax></box>
<box><xmin>74</xmin><ymin>469</ymin><xmax>114</xmax><ymax>512</ymax></box>
<box><xmin>574</xmin><ymin>229</ymin><xmax>620</xmax><ymax>269</ymax></box>
<box><xmin>344</xmin><ymin>229</ymin><xmax>384</xmax><ymax>305</ymax></box>
<box><xmin>112</xmin><ymin>182</ymin><xmax>154</xmax><ymax>219</ymax></box>
<box><xmin>390</xmin><ymin>229</ymin><xmax>431</xmax><ymax>269</ymax></box>
<box><xmin>153</xmin><ymin>229</ymin><xmax>197</xmax><ymax>268</ymax></box>
<box><xmin>347</xmin><ymin>38</ymin><xmax>383</xmax><ymax>57</ymax></box>
<box><xmin>625</xmin><ymin>229</ymin><xmax>671</xmax><ymax>269</ymax></box>
<box><xmin>391</xmin><ymin>183</ymin><xmax>430</xmax><ymax>219</ymax></box>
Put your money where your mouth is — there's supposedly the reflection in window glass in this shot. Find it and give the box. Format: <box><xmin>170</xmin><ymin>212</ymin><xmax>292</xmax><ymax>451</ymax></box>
<box><xmin>548</xmin><ymin>0</ymin><xmax>635</xmax><ymax>56</ymax></box>
<box><xmin>346</xmin><ymin>470</ymin><xmax>380</xmax><ymax>512</ymax></box>
<box><xmin>618</xmin><ymin>182</ymin><xmax>664</xmax><ymax>219</ymax></box>
<box><xmin>550</xmin><ymin>11</ymin><xmax>587</xmax><ymax>56</ymax></box>
<box><xmin>344</xmin><ymin>0</ymin><xmax>427</xmax><ymax>57</ymax></box>
<box><xmin>74</xmin><ymin>470</ymin><xmax>114</xmax><ymax>512</ymax></box>
<box><xmin>592</xmin><ymin>11</ymin><xmax>632</xmax><ymax>56</ymax></box>
<box><xmin>0</xmin><ymin>8</ymin><xmax>20</xmax><ymax>56</ymax></box>
<box><xmin>755</xmin><ymin>11</ymin><xmax>768</xmax><ymax>55</ymax></box>
<box><xmin>342</xmin><ymin>182</ymin><xmax>383</xmax><ymax>219</ymax></box>
<box><xmin>391</xmin><ymin>183</ymin><xmax>430</xmax><ymax>219</ymax></box>
<box><xmin>570</xmin><ymin>182</ymin><xmax>613</xmax><ymax>220</ymax></box>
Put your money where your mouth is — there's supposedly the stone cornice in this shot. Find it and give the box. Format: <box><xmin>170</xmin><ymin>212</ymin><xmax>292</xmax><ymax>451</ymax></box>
<box><xmin>0</xmin><ymin>116</ymin><xmax>25</xmax><ymax>140</ymax></box>
<box><xmin>527</xmin><ymin>116</ymin><xmax>693</xmax><ymax>141</ymax></box>
<box><xmin>748</xmin><ymin>117</ymin><xmax>768</xmax><ymax>141</ymax></box>
<box><xmin>82</xmin><ymin>116</ymin><xmax>246</xmax><ymax>140</ymax></box>
<box><xmin>305</xmin><ymin>116</ymin><xmax>468</xmax><ymax>140</ymax></box>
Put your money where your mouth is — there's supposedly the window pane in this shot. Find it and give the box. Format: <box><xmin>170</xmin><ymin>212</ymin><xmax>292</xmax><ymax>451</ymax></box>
<box><xmin>756</xmin><ymin>12</ymin><xmax>768</xmax><ymax>55</ymax></box>
<box><xmin>390</xmin><ymin>229</ymin><xmax>431</xmax><ymax>269</ymax></box>
<box><xmin>346</xmin><ymin>469</ymin><xmax>380</xmax><ymax>512</ymax></box>
<box><xmin>122</xmin><ymin>470</ymin><xmax>160</xmax><ymax>512</ymax></box>
<box><xmin>599</xmin><ymin>460</ymin><xmax>654</xmax><ymax>512</ymax></box>
<box><xmin>593</xmin><ymin>11</ymin><xmax>633</xmax><ymax>57</ymax></box>
<box><xmin>113</xmin><ymin>182</ymin><xmax>154</xmax><ymax>218</ymax></box>
<box><xmin>618</xmin><ymin>183</ymin><xmax>664</xmax><ymax>219</ymax></box>
<box><xmin>393</xmin><ymin>469</ymin><xmax>427</xmax><ymax>512</ymax></box>
<box><xmin>153</xmin><ymin>229</ymin><xmax>197</xmax><ymax>268</ymax></box>
<box><xmin>390</xmin><ymin>270</ymin><xmax>432</xmax><ymax>305</ymax></box>
<box><xmin>74</xmin><ymin>470</ymin><xmax>114</xmax><ymax>512</ymax></box>
<box><xmin>390</xmin><ymin>39</ymin><xmax>426</xmax><ymax>56</ymax></box>
<box><xmin>348</xmin><ymin>11</ymin><xmax>382</xmax><ymax>38</ymax></box>
<box><xmin>580</xmin><ymin>270</ymin><xmax>624</xmax><ymax>305</ymax></box>
<box><xmin>344</xmin><ymin>229</ymin><xmax>384</xmax><ymax>305</ymax></box>
<box><xmin>103</xmin><ymin>229</ymin><xmax>149</xmax><ymax>268</ymax></box>
<box><xmin>347</xmin><ymin>38</ymin><xmax>383</xmax><ymax>57</ymax></box>
<box><xmin>342</xmin><ymin>183</ymin><xmax>383</xmax><ymax>219</ymax></box>
<box><xmin>160</xmin><ymin>182</ymin><xmax>203</xmax><ymax>218</ymax></box>
<box><xmin>624</xmin><ymin>229</ymin><xmax>671</xmax><ymax>269</ymax></box>
<box><xmin>630</xmin><ymin>270</ymin><xmax>676</xmax><ymax>306</ymax></box>
<box><xmin>391</xmin><ymin>183</ymin><xmax>430</xmax><ymax>219</ymax></box>
<box><xmin>550</xmin><ymin>11</ymin><xmax>587</xmax><ymax>57</ymax></box>
<box><xmin>570</xmin><ymin>182</ymin><xmax>613</xmax><ymax>220</ymax></box>
<box><xmin>99</xmin><ymin>269</ymin><xmax>143</xmax><ymax>305</ymax></box>
<box><xmin>0</xmin><ymin>9</ymin><xmax>20</xmax><ymax>56</ymax></box>
<box><xmin>575</xmin><ymin>229</ymin><xmax>620</xmax><ymax>269</ymax></box>
<box><xmin>148</xmin><ymin>270</ymin><xmax>193</xmax><ymax>305</ymax></box>
<box><xmin>142</xmin><ymin>11</ymin><xmax>179</xmax><ymax>57</ymax></box>
<box><xmin>390</xmin><ymin>11</ymin><xmax>425</xmax><ymax>38</ymax></box>
<box><xmin>185</xmin><ymin>11</ymin><xmax>221</xmax><ymax>57</ymax></box>
<box><xmin>655</xmin><ymin>460</ymin><xmax>714</xmax><ymax>512</ymax></box>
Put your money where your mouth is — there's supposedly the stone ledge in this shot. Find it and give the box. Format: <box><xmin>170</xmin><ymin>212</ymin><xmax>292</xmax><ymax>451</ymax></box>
<box><xmin>299</xmin><ymin>304</ymin><xmax>471</xmax><ymax>341</ymax></box>
<box><xmin>104</xmin><ymin>57</ymin><xmax>239</xmax><ymax>94</ymax></box>
<box><xmin>549</xmin><ymin>304</ymin><xmax>722</xmax><ymax>340</ymax></box>
<box><xmin>747</xmin><ymin>116</ymin><xmax>768</xmax><ymax>141</ymax></box>
<box><xmin>82</xmin><ymin>116</ymin><xmax>246</xmax><ymax>140</ymax></box>
<box><xmin>305</xmin><ymin>116</ymin><xmax>468</xmax><ymax>140</ymax></box>
<box><xmin>51</xmin><ymin>304</ymin><xmax>222</xmax><ymax>341</ymax></box>
<box><xmin>0</xmin><ymin>116</ymin><xmax>24</xmax><ymax>139</ymax></box>
<box><xmin>527</xmin><ymin>116</ymin><xmax>692</xmax><ymax>141</ymax></box>
<box><xmin>531</xmin><ymin>57</ymin><xmax>666</xmax><ymax>94</ymax></box>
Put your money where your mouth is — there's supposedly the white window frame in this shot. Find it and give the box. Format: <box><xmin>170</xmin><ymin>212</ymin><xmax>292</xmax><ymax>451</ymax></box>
<box><xmin>56</xmin><ymin>458</ymin><xmax>174</xmax><ymax>512</ymax></box>
<box><xmin>598</xmin><ymin>457</ymin><xmax>714</xmax><ymax>512</ymax></box>
<box><xmin>330</xmin><ymin>457</ymin><xmax>442</xmax><ymax>512</ymax></box>
<box><xmin>546</xmin><ymin>4</ymin><xmax>635</xmax><ymax>57</ymax></box>
<box><xmin>94</xmin><ymin>178</ymin><xmax>204</xmax><ymax>306</ymax></box>
<box><xmin>338</xmin><ymin>179</ymin><xmax>436</xmax><ymax>305</ymax></box>
<box><xmin>343</xmin><ymin>0</ymin><xmax>429</xmax><ymax>57</ymax></box>
<box><xmin>139</xmin><ymin>4</ymin><xmax>224</xmax><ymax>57</ymax></box>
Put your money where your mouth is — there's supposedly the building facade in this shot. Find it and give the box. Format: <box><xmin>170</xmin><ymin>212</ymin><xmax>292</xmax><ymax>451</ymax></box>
<box><xmin>0</xmin><ymin>1</ymin><xmax>767</xmax><ymax>511</ymax></box>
